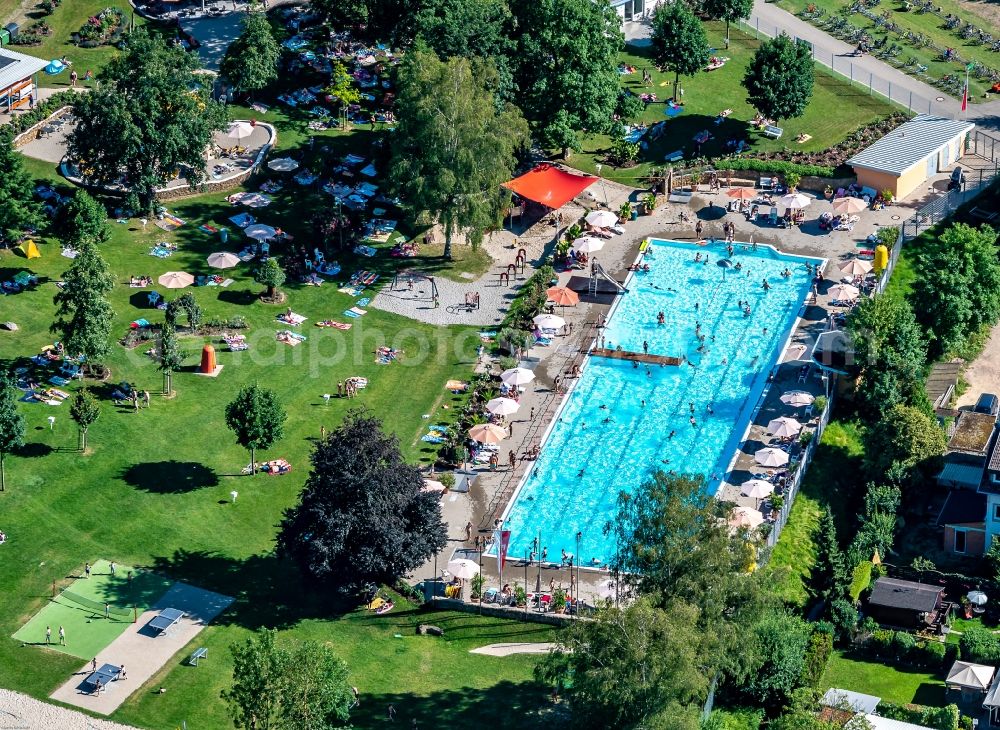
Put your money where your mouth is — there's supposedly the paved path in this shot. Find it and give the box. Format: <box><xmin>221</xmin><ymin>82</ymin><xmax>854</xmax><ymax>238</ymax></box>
<box><xmin>957</xmin><ymin>323</ymin><xmax>1000</xmax><ymax>409</ymax></box>
<box><xmin>469</xmin><ymin>642</ymin><xmax>560</xmax><ymax>656</ymax></box>
<box><xmin>0</xmin><ymin>689</ymin><xmax>141</xmax><ymax>730</ymax></box>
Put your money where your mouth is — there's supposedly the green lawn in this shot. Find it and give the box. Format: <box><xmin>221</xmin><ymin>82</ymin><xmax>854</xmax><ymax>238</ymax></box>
<box><xmin>822</xmin><ymin>650</ymin><xmax>947</xmax><ymax>706</ymax></box>
<box><xmin>567</xmin><ymin>22</ymin><xmax>897</xmax><ymax>185</ymax></box>
<box><xmin>778</xmin><ymin>0</ymin><xmax>999</xmax><ymax>99</ymax></box>
<box><xmin>767</xmin><ymin>421</ymin><xmax>866</xmax><ymax>607</ymax></box>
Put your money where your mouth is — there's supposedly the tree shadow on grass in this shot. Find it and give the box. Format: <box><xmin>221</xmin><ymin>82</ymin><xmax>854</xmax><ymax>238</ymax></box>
<box><xmin>120</xmin><ymin>461</ymin><xmax>220</xmax><ymax>493</ymax></box>
<box><xmin>14</xmin><ymin>442</ymin><xmax>53</xmax><ymax>458</ymax></box>
<box><xmin>217</xmin><ymin>288</ymin><xmax>259</xmax><ymax>306</ymax></box>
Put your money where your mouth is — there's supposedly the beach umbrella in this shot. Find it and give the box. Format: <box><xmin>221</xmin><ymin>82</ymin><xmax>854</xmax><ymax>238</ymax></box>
<box><xmin>828</xmin><ymin>283</ymin><xmax>860</xmax><ymax>301</ymax></box>
<box><xmin>501</xmin><ymin>368</ymin><xmax>535</xmax><ymax>387</ymax></box>
<box><xmin>421</xmin><ymin>479</ymin><xmax>446</xmax><ymax>493</ymax></box>
<box><xmin>468</xmin><ymin>423</ymin><xmax>507</xmax><ymax>444</ymax></box>
<box><xmin>717</xmin><ymin>258</ymin><xmax>734</xmax><ymax>280</ymax></box>
<box><xmin>44</xmin><ymin>59</ymin><xmax>66</xmax><ymax>75</ymax></box>
<box><xmin>741</xmin><ymin>479</ymin><xmax>775</xmax><ymax>500</ymax></box>
<box><xmin>225</xmin><ymin>121</ymin><xmax>255</xmax><ymax>140</ymax></box>
<box><xmin>207</xmin><ymin>251</ymin><xmax>240</xmax><ymax>269</ymax></box>
<box><xmin>778</xmin><ymin>193</ymin><xmax>811</xmax><ymax>210</ymax></box>
<box><xmin>244</xmin><ymin>224</ymin><xmax>276</xmax><ymax>241</ymax></box>
<box><xmin>832</xmin><ymin>196</ymin><xmax>868</xmax><ymax>215</ymax></box>
<box><xmin>546</xmin><ymin>286</ymin><xmax>580</xmax><ymax>307</ymax></box>
<box><xmin>839</xmin><ymin>258</ymin><xmax>873</xmax><ymax>277</ymax></box>
<box><xmin>533</xmin><ymin>314</ymin><xmax>565</xmax><ymax>330</ymax></box>
<box><xmin>767</xmin><ymin>416</ymin><xmax>803</xmax><ymax>438</ymax></box>
<box><xmin>754</xmin><ymin>447</ymin><xmax>789</xmax><ymax>467</ymax></box>
<box><xmin>729</xmin><ymin>506</ymin><xmax>764</xmax><ymax>529</ymax></box>
<box><xmin>267</xmin><ymin>157</ymin><xmax>300</xmax><ymax>172</ymax></box>
<box><xmin>572</xmin><ymin>236</ymin><xmax>604</xmax><ymax>254</ymax></box>
<box><xmin>968</xmin><ymin>590</ymin><xmax>988</xmax><ymax>606</ymax></box>
<box><xmin>486</xmin><ymin>397</ymin><xmax>520</xmax><ymax>417</ymax></box>
<box><xmin>585</xmin><ymin>210</ymin><xmax>618</xmax><ymax>227</ymax></box>
<box><xmin>446</xmin><ymin>559</ymin><xmax>480</xmax><ymax>580</ymax></box>
<box><xmin>727</xmin><ymin>187</ymin><xmax>756</xmax><ymax>200</ymax></box>
<box><xmin>781</xmin><ymin>390</ymin><xmax>815</xmax><ymax>407</ymax></box>
<box><xmin>158</xmin><ymin>271</ymin><xmax>194</xmax><ymax>289</ymax></box>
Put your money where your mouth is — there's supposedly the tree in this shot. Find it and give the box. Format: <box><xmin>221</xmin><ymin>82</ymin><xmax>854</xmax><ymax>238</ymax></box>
<box><xmin>650</xmin><ymin>2</ymin><xmax>709</xmax><ymax>103</ymax></box>
<box><xmin>910</xmin><ymin>223</ymin><xmax>1000</xmax><ymax>359</ymax></box>
<box><xmin>0</xmin><ymin>138</ymin><xmax>42</xmax><ymax>241</ymax></box>
<box><xmin>743</xmin><ymin>33</ymin><xmax>815</xmax><ymax>123</ymax></box>
<box><xmin>810</xmin><ymin>507</ymin><xmax>848</xmax><ymax>603</ymax></box>
<box><xmin>0</xmin><ymin>374</ymin><xmax>26</xmax><ymax>492</ymax></box>
<box><xmin>864</xmin><ymin>404</ymin><xmax>945</xmax><ymax>483</ymax></box>
<box><xmin>512</xmin><ymin>0</ymin><xmax>622</xmax><ymax>155</ymax></box>
<box><xmin>325</xmin><ymin>62</ymin><xmax>361</xmax><ymax>121</ymax></box>
<box><xmin>391</xmin><ymin>47</ymin><xmax>528</xmax><ymax>259</ymax></box>
<box><xmin>703</xmin><ymin>0</ymin><xmax>754</xmax><ymax>41</ymax></box>
<box><xmin>158</xmin><ymin>321</ymin><xmax>182</xmax><ymax>395</ymax></box>
<box><xmin>224</xmin><ymin>629</ymin><xmax>354</xmax><ymax>730</ymax></box>
<box><xmin>741</xmin><ymin>611</ymin><xmax>811</xmax><ymax>709</ymax></box>
<box><xmin>255</xmin><ymin>258</ymin><xmax>286</xmax><ymax>300</ymax></box>
<box><xmin>848</xmin><ymin>293</ymin><xmax>928</xmax><ymax>421</ymax></box>
<box><xmin>536</xmin><ymin>597</ymin><xmax>708</xmax><ymax>729</ymax></box>
<box><xmin>221</xmin><ymin>12</ymin><xmax>280</xmax><ymax>98</ymax></box>
<box><xmin>311</xmin><ymin>0</ymin><xmax>418</xmax><ymax>44</ymax></box>
<box><xmin>69</xmin><ymin>389</ymin><xmax>100</xmax><ymax>452</ymax></box>
<box><xmin>52</xmin><ymin>241</ymin><xmax>115</xmax><ymax>372</ymax></box>
<box><xmin>225</xmin><ymin>383</ymin><xmax>287</xmax><ymax>470</ymax></box>
<box><xmin>60</xmin><ymin>190</ymin><xmax>110</xmax><ymax>249</ymax></box>
<box><xmin>68</xmin><ymin>29</ymin><xmax>227</xmax><ymax>211</ymax></box>
<box><xmin>277</xmin><ymin>409</ymin><xmax>447</xmax><ymax>594</ymax></box>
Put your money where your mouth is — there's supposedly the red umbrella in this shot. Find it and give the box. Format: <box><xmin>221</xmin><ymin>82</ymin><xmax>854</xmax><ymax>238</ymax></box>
<box><xmin>546</xmin><ymin>286</ymin><xmax>580</xmax><ymax>307</ymax></box>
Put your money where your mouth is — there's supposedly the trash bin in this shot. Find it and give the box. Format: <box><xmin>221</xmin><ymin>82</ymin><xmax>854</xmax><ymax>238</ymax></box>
<box><xmin>4</xmin><ymin>23</ymin><xmax>18</xmax><ymax>40</ymax></box>
<box><xmin>0</xmin><ymin>29</ymin><xmax>10</xmax><ymax>46</ymax></box>
<box><xmin>220</xmin><ymin>228</ymin><xmax>228</xmax><ymax>244</ymax></box>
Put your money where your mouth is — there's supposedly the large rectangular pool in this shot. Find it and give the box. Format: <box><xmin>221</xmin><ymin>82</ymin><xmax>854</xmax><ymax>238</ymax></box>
<box><xmin>497</xmin><ymin>238</ymin><xmax>821</xmax><ymax>566</ymax></box>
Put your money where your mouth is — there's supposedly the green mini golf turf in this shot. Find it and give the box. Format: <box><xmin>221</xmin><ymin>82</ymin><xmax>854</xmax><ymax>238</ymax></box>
<box><xmin>12</xmin><ymin>560</ymin><xmax>173</xmax><ymax>660</ymax></box>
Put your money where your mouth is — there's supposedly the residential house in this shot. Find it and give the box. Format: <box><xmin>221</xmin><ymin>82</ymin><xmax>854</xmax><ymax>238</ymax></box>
<box><xmin>0</xmin><ymin>47</ymin><xmax>47</xmax><ymax>113</ymax></box>
<box><xmin>866</xmin><ymin>577</ymin><xmax>946</xmax><ymax>630</ymax></box>
<box><xmin>937</xmin><ymin>409</ymin><xmax>998</xmax><ymax>556</ymax></box>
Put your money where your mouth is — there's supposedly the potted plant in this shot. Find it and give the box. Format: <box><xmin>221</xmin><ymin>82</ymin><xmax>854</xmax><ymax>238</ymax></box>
<box><xmin>618</xmin><ymin>202</ymin><xmax>633</xmax><ymax>223</ymax></box>
<box><xmin>880</xmin><ymin>188</ymin><xmax>894</xmax><ymax>206</ymax></box>
<box><xmin>642</xmin><ymin>192</ymin><xmax>657</xmax><ymax>215</ymax></box>
<box><xmin>813</xmin><ymin>395</ymin><xmax>828</xmax><ymax>413</ymax></box>
<box><xmin>552</xmin><ymin>588</ymin><xmax>567</xmax><ymax>613</ymax></box>
<box><xmin>784</xmin><ymin>171</ymin><xmax>801</xmax><ymax>192</ymax></box>
<box><xmin>799</xmin><ymin>430</ymin><xmax>814</xmax><ymax>447</ymax></box>
<box><xmin>514</xmin><ymin>585</ymin><xmax>527</xmax><ymax>607</ymax></box>
<box><xmin>770</xmin><ymin>494</ymin><xmax>785</xmax><ymax>512</ymax></box>
<box><xmin>824</xmin><ymin>184</ymin><xmax>834</xmax><ymax>200</ymax></box>
<box><xmin>471</xmin><ymin>572</ymin><xmax>484</xmax><ymax>601</ymax></box>
<box><xmin>439</xmin><ymin>472</ymin><xmax>456</xmax><ymax>493</ymax></box>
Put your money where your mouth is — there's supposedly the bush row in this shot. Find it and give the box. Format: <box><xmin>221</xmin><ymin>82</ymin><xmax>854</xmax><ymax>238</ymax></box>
<box><xmin>878</xmin><ymin>702</ymin><xmax>959</xmax><ymax>730</ymax></box>
<box><xmin>719</xmin><ymin>158</ymin><xmax>836</xmax><ymax>178</ymax></box>
<box><xmin>0</xmin><ymin>90</ymin><xmax>78</xmax><ymax>142</ymax></box>
<box><xmin>500</xmin><ymin>263</ymin><xmax>555</xmax><ymax>331</ymax></box>
<box><xmin>864</xmin><ymin>628</ymin><xmax>953</xmax><ymax>669</ymax></box>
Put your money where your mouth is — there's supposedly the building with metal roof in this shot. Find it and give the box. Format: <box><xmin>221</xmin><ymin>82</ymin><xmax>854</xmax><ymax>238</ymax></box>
<box><xmin>0</xmin><ymin>47</ymin><xmax>47</xmax><ymax>113</ymax></box>
<box><xmin>847</xmin><ymin>115</ymin><xmax>975</xmax><ymax>200</ymax></box>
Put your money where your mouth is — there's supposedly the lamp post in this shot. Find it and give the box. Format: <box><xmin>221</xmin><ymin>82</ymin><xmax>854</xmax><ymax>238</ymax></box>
<box><xmin>595</xmin><ymin>163</ymin><xmax>609</xmax><ymax>210</ymax></box>
<box><xmin>575</xmin><ymin>531</ymin><xmax>582</xmax><ymax>619</ymax></box>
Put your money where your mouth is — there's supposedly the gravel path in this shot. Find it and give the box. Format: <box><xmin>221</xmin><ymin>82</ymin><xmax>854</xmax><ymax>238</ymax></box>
<box><xmin>0</xmin><ymin>689</ymin><xmax>141</xmax><ymax>729</ymax></box>
<box><xmin>469</xmin><ymin>642</ymin><xmax>560</xmax><ymax>656</ymax></box>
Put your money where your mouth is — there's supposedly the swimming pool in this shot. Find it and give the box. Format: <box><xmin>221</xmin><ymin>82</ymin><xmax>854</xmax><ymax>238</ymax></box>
<box><xmin>497</xmin><ymin>238</ymin><xmax>821</xmax><ymax>567</ymax></box>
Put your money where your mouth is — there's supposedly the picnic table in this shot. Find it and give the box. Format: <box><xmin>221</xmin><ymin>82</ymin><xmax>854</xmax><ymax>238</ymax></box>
<box><xmin>148</xmin><ymin>607</ymin><xmax>184</xmax><ymax>636</ymax></box>
<box><xmin>84</xmin><ymin>663</ymin><xmax>121</xmax><ymax>693</ymax></box>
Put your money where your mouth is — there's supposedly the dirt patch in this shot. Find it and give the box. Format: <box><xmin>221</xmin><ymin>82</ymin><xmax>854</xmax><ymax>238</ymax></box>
<box><xmin>2</xmin><ymin>0</ymin><xmax>42</xmax><ymax>28</ymax></box>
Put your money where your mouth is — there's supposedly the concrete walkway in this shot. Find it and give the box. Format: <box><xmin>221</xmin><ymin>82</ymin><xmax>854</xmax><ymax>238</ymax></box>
<box><xmin>469</xmin><ymin>642</ymin><xmax>560</xmax><ymax>656</ymax></box>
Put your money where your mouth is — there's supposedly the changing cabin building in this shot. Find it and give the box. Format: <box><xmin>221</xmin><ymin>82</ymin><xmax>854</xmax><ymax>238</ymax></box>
<box><xmin>0</xmin><ymin>47</ymin><xmax>47</xmax><ymax>113</ymax></box>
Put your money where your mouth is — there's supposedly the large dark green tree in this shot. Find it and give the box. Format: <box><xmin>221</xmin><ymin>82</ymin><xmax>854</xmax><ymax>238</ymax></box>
<box><xmin>52</xmin><ymin>241</ymin><xmax>115</xmax><ymax>372</ymax></box>
<box><xmin>221</xmin><ymin>12</ymin><xmax>280</xmax><ymax>99</ymax></box>
<box><xmin>809</xmin><ymin>507</ymin><xmax>848</xmax><ymax>603</ymax></box>
<box><xmin>743</xmin><ymin>33</ymin><xmax>815</xmax><ymax>123</ymax></box>
<box><xmin>277</xmin><ymin>409</ymin><xmax>447</xmax><ymax>594</ymax></box>
<box><xmin>69</xmin><ymin>389</ymin><xmax>101</xmax><ymax>452</ymax></box>
<box><xmin>0</xmin><ymin>374</ymin><xmax>26</xmax><ymax>492</ymax></box>
<box><xmin>703</xmin><ymin>0</ymin><xmax>754</xmax><ymax>41</ymax></box>
<box><xmin>0</xmin><ymin>138</ymin><xmax>42</xmax><ymax>241</ymax></box>
<box><xmin>511</xmin><ymin>0</ymin><xmax>622</xmax><ymax>155</ymax></box>
<box><xmin>68</xmin><ymin>29</ymin><xmax>227</xmax><ymax>211</ymax></box>
<box><xmin>60</xmin><ymin>190</ymin><xmax>110</xmax><ymax>249</ymax></box>
<box><xmin>391</xmin><ymin>46</ymin><xmax>528</xmax><ymax>259</ymax></box>
<box><xmin>864</xmin><ymin>404</ymin><xmax>945</xmax><ymax>485</ymax></box>
<box><xmin>910</xmin><ymin>223</ymin><xmax>1000</xmax><ymax>359</ymax></box>
<box><xmin>225</xmin><ymin>383</ymin><xmax>287</xmax><ymax>470</ymax></box>
<box><xmin>740</xmin><ymin>611</ymin><xmax>811</xmax><ymax>709</ymax></box>
<box><xmin>650</xmin><ymin>2</ymin><xmax>709</xmax><ymax>103</ymax></box>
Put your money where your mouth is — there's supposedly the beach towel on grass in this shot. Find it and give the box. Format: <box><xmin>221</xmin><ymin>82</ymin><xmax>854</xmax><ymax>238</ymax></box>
<box><xmin>155</xmin><ymin>214</ymin><xmax>185</xmax><ymax>231</ymax></box>
<box><xmin>343</xmin><ymin>307</ymin><xmax>367</xmax><ymax>318</ymax></box>
<box><xmin>276</xmin><ymin>312</ymin><xmax>307</xmax><ymax>326</ymax></box>
<box><xmin>316</xmin><ymin>320</ymin><xmax>352</xmax><ymax>330</ymax></box>
<box><xmin>149</xmin><ymin>246</ymin><xmax>174</xmax><ymax>258</ymax></box>
<box><xmin>229</xmin><ymin>212</ymin><xmax>255</xmax><ymax>228</ymax></box>
<box><xmin>355</xmin><ymin>297</ymin><xmax>371</xmax><ymax>307</ymax></box>
<box><xmin>353</xmin><ymin>245</ymin><xmax>377</xmax><ymax>257</ymax></box>
<box><xmin>276</xmin><ymin>330</ymin><xmax>307</xmax><ymax>346</ymax></box>
<box><xmin>199</xmin><ymin>224</ymin><xmax>219</xmax><ymax>234</ymax></box>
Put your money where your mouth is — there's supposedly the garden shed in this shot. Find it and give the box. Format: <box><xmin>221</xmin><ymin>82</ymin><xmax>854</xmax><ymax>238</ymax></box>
<box><xmin>0</xmin><ymin>47</ymin><xmax>46</xmax><ymax>113</ymax></box>
<box><xmin>866</xmin><ymin>576</ymin><xmax>945</xmax><ymax>629</ymax></box>
<box><xmin>847</xmin><ymin>115</ymin><xmax>975</xmax><ymax>201</ymax></box>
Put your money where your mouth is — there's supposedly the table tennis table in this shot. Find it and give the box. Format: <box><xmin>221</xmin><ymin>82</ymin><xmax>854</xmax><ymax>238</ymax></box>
<box><xmin>83</xmin><ymin>663</ymin><xmax>120</xmax><ymax>694</ymax></box>
<box><xmin>148</xmin><ymin>607</ymin><xmax>184</xmax><ymax>636</ymax></box>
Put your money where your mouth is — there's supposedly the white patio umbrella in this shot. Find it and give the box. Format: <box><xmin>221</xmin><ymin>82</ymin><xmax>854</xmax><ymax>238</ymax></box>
<box><xmin>244</xmin><ymin>223</ymin><xmax>277</xmax><ymax>241</ymax></box>
<box><xmin>585</xmin><ymin>210</ymin><xmax>618</xmax><ymax>227</ymax></box>
<box><xmin>832</xmin><ymin>196</ymin><xmax>868</xmax><ymax>215</ymax></box>
<box><xmin>446</xmin><ymin>559</ymin><xmax>480</xmax><ymax>580</ymax></box>
<box><xmin>501</xmin><ymin>368</ymin><xmax>535</xmax><ymax>387</ymax></box>
<box><xmin>729</xmin><ymin>506</ymin><xmax>764</xmax><ymax>530</ymax></box>
<box><xmin>267</xmin><ymin>157</ymin><xmax>300</xmax><ymax>172</ymax></box>
<box><xmin>781</xmin><ymin>390</ymin><xmax>815</xmax><ymax>407</ymax></box>
<box><xmin>839</xmin><ymin>258</ymin><xmax>873</xmax><ymax>277</ymax></box>
<box><xmin>572</xmin><ymin>236</ymin><xmax>605</xmax><ymax>254</ymax></box>
<box><xmin>741</xmin><ymin>479</ymin><xmax>775</xmax><ymax>500</ymax></box>
<box><xmin>968</xmin><ymin>590</ymin><xmax>989</xmax><ymax>607</ymax></box>
<box><xmin>207</xmin><ymin>251</ymin><xmax>240</xmax><ymax>269</ymax></box>
<box><xmin>828</xmin><ymin>283</ymin><xmax>860</xmax><ymax>301</ymax></box>
<box><xmin>533</xmin><ymin>314</ymin><xmax>565</xmax><ymax>330</ymax></box>
<box><xmin>779</xmin><ymin>193</ymin><xmax>811</xmax><ymax>210</ymax></box>
<box><xmin>468</xmin><ymin>423</ymin><xmax>507</xmax><ymax>444</ymax></box>
<box><xmin>767</xmin><ymin>416</ymin><xmax>803</xmax><ymax>438</ymax></box>
<box><xmin>157</xmin><ymin>271</ymin><xmax>194</xmax><ymax>289</ymax></box>
<box><xmin>486</xmin><ymin>397</ymin><xmax>520</xmax><ymax>417</ymax></box>
<box><xmin>755</xmin><ymin>447</ymin><xmax>789</xmax><ymax>467</ymax></box>
<box><xmin>225</xmin><ymin>121</ymin><xmax>255</xmax><ymax>140</ymax></box>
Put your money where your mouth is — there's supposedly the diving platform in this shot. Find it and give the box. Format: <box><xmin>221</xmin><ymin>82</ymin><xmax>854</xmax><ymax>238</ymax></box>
<box><xmin>590</xmin><ymin>348</ymin><xmax>682</xmax><ymax>366</ymax></box>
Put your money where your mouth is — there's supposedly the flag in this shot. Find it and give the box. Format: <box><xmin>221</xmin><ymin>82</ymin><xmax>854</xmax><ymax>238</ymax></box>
<box><xmin>961</xmin><ymin>82</ymin><xmax>969</xmax><ymax>112</ymax></box>
<box><xmin>495</xmin><ymin>529</ymin><xmax>511</xmax><ymax>574</ymax></box>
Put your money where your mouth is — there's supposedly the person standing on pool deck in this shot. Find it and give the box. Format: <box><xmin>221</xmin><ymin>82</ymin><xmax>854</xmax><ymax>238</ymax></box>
<box><xmin>695</xmin><ymin>220</ymin><xmax>703</xmax><ymax>239</ymax></box>
<box><xmin>642</xmin><ymin>340</ymin><xmax>649</xmax><ymax>355</ymax></box>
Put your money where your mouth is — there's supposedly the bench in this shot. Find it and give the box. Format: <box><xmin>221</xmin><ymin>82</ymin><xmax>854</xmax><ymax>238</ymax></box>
<box><xmin>663</xmin><ymin>149</ymin><xmax>684</xmax><ymax>163</ymax></box>
<box><xmin>759</xmin><ymin>176</ymin><xmax>773</xmax><ymax>189</ymax></box>
<box><xmin>189</xmin><ymin>647</ymin><xmax>208</xmax><ymax>666</ymax></box>
<box><xmin>763</xmin><ymin>125</ymin><xmax>783</xmax><ymax>139</ymax></box>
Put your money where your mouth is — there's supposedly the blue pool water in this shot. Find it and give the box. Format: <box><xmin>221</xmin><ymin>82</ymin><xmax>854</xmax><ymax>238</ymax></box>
<box><xmin>498</xmin><ymin>238</ymin><xmax>821</xmax><ymax>566</ymax></box>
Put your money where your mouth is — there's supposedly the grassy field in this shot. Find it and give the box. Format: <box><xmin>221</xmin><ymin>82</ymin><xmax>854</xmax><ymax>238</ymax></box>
<box><xmin>568</xmin><ymin>22</ymin><xmax>897</xmax><ymax>185</ymax></box>
<box><xmin>767</xmin><ymin>421</ymin><xmax>866</xmax><ymax>607</ymax></box>
<box><xmin>822</xmin><ymin>650</ymin><xmax>947</xmax><ymax>706</ymax></box>
<box><xmin>777</xmin><ymin>0</ymin><xmax>1000</xmax><ymax>99</ymax></box>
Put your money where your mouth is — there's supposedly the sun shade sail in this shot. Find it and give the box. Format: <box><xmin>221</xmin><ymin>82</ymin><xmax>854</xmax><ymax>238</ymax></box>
<box><xmin>503</xmin><ymin>164</ymin><xmax>597</xmax><ymax>209</ymax></box>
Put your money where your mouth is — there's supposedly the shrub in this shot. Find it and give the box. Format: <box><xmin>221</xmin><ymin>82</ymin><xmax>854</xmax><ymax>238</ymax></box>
<box><xmin>868</xmin><ymin>628</ymin><xmax>894</xmax><ymax>658</ymax></box>
<box><xmin>849</xmin><ymin>561</ymin><xmax>873</xmax><ymax>601</ymax></box>
<box><xmin>800</xmin><ymin>631</ymin><xmax>833</xmax><ymax>687</ymax></box>
<box><xmin>879</xmin><ymin>702</ymin><xmax>959</xmax><ymax>730</ymax></box>
<box><xmin>703</xmin><ymin>708</ymin><xmax>765</xmax><ymax>730</ymax></box>
<box><xmin>720</xmin><ymin>158</ymin><xmax>836</xmax><ymax>178</ymax></box>
<box><xmin>439</xmin><ymin>472</ymin><xmax>456</xmax><ymax>490</ymax></box>
<box><xmin>960</xmin><ymin>627</ymin><xmax>1000</xmax><ymax>663</ymax></box>
<box><xmin>891</xmin><ymin>630</ymin><xmax>916</xmax><ymax>659</ymax></box>
<box><xmin>470</xmin><ymin>572</ymin><xmax>484</xmax><ymax>599</ymax></box>
<box><xmin>915</xmin><ymin>639</ymin><xmax>946</xmax><ymax>668</ymax></box>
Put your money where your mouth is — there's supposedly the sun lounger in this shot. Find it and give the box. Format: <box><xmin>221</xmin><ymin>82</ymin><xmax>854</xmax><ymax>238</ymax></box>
<box><xmin>768</xmin><ymin>208</ymin><xmax>778</xmax><ymax>225</ymax></box>
<box><xmin>664</xmin><ymin>150</ymin><xmax>684</xmax><ymax>163</ymax></box>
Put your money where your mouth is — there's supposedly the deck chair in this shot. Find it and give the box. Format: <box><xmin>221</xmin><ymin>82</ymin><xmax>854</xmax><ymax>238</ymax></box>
<box><xmin>768</xmin><ymin>207</ymin><xmax>778</xmax><ymax>225</ymax></box>
<box><xmin>148</xmin><ymin>291</ymin><xmax>162</xmax><ymax>307</ymax></box>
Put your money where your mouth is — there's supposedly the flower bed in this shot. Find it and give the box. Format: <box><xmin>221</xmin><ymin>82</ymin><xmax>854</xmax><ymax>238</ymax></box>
<box><xmin>72</xmin><ymin>7</ymin><xmax>127</xmax><ymax>48</ymax></box>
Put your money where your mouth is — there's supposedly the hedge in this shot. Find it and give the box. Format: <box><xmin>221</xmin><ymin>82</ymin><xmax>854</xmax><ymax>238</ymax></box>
<box><xmin>500</xmin><ymin>264</ymin><xmax>555</xmax><ymax>330</ymax></box>
<box><xmin>863</xmin><ymin>629</ymin><xmax>950</xmax><ymax>670</ymax></box>
<box><xmin>703</xmin><ymin>708</ymin><xmax>764</xmax><ymax>730</ymax></box>
<box><xmin>718</xmin><ymin>159</ymin><xmax>837</xmax><ymax>178</ymax></box>
<box><xmin>959</xmin><ymin>626</ymin><xmax>1000</xmax><ymax>663</ymax></box>
<box><xmin>800</xmin><ymin>630</ymin><xmax>833</xmax><ymax>687</ymax></box>
<box><xmin>878</xmin><ymin>702</ymin><xmax>959</xmax><ymax>730</ymax></box>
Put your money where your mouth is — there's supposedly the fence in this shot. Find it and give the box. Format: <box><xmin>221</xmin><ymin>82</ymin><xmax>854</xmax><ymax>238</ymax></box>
<box><xmin>739</xmin><ymin>16</ymin><xmax>938</xmax><ymax>115</ymax></box>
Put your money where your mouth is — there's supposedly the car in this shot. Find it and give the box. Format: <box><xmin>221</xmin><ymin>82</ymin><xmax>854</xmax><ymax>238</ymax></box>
<box><xmin>975</xmin><ymin>393</ymin><xmax>999</xmax><ymax>417</ymax></box>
